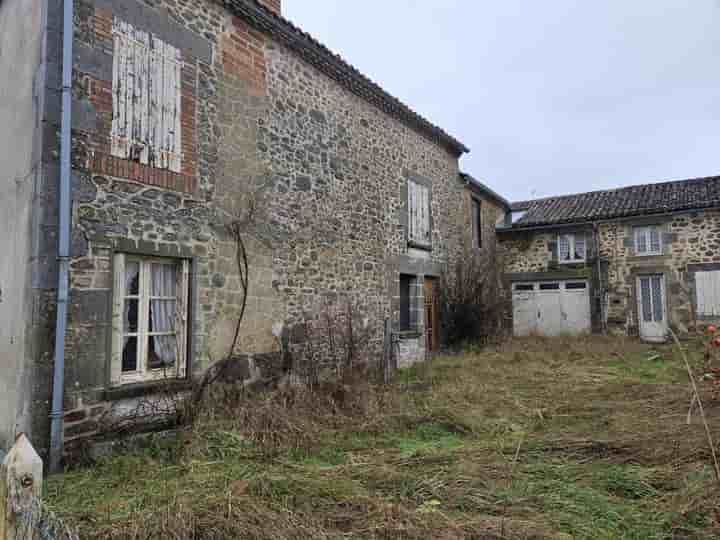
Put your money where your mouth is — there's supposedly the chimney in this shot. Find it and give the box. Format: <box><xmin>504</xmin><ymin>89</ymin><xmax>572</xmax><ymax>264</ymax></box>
<box><xmin>257</xmin><ymin>0</ymin><xmax>281</xmax><ymax>16</ymax></box>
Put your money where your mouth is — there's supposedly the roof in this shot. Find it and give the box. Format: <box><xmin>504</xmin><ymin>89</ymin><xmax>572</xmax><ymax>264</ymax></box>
<box><xmin>221</xmin><ymin>1</ymin><xmax>470</xmax><ymax>156</ymax></box>
<box><xmin>506</xmin><ymin>174</ymin><xmax>720</xmax><ymax>229</ymax></box>
<box><xmin>460</xmin><ymin>172</ymin><xmax>510</xmax><ymax>209</ymax></box>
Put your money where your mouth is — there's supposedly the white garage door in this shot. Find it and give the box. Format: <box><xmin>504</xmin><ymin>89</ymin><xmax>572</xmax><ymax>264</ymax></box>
<box><xmin>512</xmin><ymin>280</ymin><xmax>591</xmax><ymax>337</ymax></box>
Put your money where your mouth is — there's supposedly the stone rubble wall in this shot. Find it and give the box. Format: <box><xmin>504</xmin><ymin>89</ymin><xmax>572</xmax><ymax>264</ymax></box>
<box><xmin>499</xmin><ymin>209</ymin><xmax>720</xmax><ymax>337</ymax></box>
<box><xmin>28</xmin><ymin>0</ymin><xmax>495</xmax><ymax>457</ymax></box>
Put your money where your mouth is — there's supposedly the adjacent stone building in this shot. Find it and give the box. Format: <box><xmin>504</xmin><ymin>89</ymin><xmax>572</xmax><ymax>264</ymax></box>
<box><xmin>499</xmin><ymin>176</ymin><xmax>720</xmax><ymax>341</ymax></box>
<box><xmin>0</xmin><ymin>0</ymin><xmax>509</xmax><ymax>458</ymax></box>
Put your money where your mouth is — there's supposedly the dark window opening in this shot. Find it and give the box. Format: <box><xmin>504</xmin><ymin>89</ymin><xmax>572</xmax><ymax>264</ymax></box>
<box><xmin>565</xmin><ymin>282</ymin><xmax>587</xmax><ymax>290</ymax></box>
<box><xmin>472</xmin><ymin>198</ymin><xmax>482</xmax><ymax>249</ymax></box>
<box><xmin>515</xmin><ymin>284</ymin><xmax>534</xmax><ymax>291</ymax></box>
<box><xmin>539</xmin><ymin>283</ymin><xmax>560</xmax><ymax>290</ymax></box>
<box><xmin>400</xmin><ymin>274</ymin><xmax>414</xmax><ymax>331</ymax></box>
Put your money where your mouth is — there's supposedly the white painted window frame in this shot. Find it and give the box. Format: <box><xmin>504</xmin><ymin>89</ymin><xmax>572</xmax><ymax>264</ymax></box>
<box><xmin>111</xmin><ymin>253</ymin><xmax>190</xmax><ymax>386</ymax></box>
<box><xmin>407</xmin><ymin>180</ymin><xmax>431</xmax><ymax>248</ymax></box>
<box><xmin>634</xmin><ymin>226</ymin><xmax>663</xmax><ymax>256</ymax></box>
<box><xmin>557</xmin><ymin>233</ymin><xmax>586</xmax><ymax>264</ymax></box>
<box><xmin>111</xmin><ymin>18</ymin><xmax>183</xmax><ymax>173</ymax></box>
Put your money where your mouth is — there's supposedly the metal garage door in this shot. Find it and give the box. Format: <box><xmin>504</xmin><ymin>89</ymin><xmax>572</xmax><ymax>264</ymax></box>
<box><xmin>512</xmin><ymin>280</ymin><xmax>591</xmax><ymax>337</ymax></box>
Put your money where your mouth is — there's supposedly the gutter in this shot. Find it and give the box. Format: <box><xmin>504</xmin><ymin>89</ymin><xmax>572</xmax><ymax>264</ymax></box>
<box><xmin>49</xmin><ymin>0</ymin><xmax>74</xmax><ymax>474</ymax></box>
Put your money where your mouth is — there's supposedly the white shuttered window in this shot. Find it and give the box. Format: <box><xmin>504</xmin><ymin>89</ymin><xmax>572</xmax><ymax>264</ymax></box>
<box><xmin>408</xmin><ymin>180</ymin><xmax>431</xmax><ymax>247</ymax></box>
<box><xmin>111</xmin><ymin>18</ymin><xmax>183</xmax><ymax>172</ymax></box>
<box><xmin>111</xmin><ymin>254</ymin><xmax>190</xmax><ymax>386</ymax></box>
<box><xmin>695</xmin><ymin>270</ymin><xmax>720</xmax><ymax>317</ymax></box>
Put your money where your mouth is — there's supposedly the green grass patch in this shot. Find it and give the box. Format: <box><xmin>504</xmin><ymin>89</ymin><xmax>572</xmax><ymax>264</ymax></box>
<box><xmin>45</xmin><ymin>337</ymin><xmax>720</xmax><ymax>539</ymax></box>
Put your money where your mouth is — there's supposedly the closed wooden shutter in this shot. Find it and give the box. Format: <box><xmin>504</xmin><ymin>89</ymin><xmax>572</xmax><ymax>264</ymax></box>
<box><xmin>696</xmin><ymin>271</ymin><xmax>720</xmax><ymax>316</ymax></box>
<box><xmin>407</xmin><ymin>180</ymin><xmax>430</xmax><ymax>246</ymax></box>
<box><xmin>111</xmin><ymin>18</ymin><xmax>182</xmax><ymax>172</ymax></box>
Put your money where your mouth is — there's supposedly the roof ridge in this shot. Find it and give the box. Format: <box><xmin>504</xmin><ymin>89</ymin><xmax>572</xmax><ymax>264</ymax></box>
<box><xmin>220</xmin><ymin>0</ymin><xmax>469</xmax><ymax>156</ymax></box>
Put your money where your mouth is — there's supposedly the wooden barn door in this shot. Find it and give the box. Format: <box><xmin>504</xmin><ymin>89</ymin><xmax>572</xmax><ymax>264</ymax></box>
<box><xmin>424</xmin><ymin>278</ymin><xmax>440</xmax><ymax>353</ymax></box>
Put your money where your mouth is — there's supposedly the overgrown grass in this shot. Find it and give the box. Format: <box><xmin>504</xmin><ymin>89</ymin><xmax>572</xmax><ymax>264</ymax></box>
<box><xmin>46</xmin><ymin>336</ymin><xmax>720</xmax><ymax>539</ymax></box>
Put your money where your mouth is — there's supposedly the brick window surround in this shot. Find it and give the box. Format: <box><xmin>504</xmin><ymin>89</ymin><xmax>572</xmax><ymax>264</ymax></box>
<box><xmin>84</xmin><ymin>7</ymin><xmax>198</xmax><ymax>194</ymax></box>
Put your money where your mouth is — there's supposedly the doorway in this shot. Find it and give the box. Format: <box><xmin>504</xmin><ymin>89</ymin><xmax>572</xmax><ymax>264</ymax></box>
<box><xmin>636</xmin><ymin>274</ymin><xmax>668</xmax><ymax>342</ymax></box>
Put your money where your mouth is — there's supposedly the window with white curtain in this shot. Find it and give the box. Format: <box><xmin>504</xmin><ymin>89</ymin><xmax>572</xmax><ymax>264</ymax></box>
<box><xmin>111</xmin><ymin>18</ymin><xmax>183</xmax><ymax>172</ymax></box>
<box><xmin>557</xmin><ymin>233</ymin><xmax>586</xmax><ymax>263</ymax></box>
<box><xmin>634</xmin><ymin>226</ymin><xmax>662</xmax><ymax>256</ymax></box>
<box><xmin>111</xmin><ymin>254</ymin><xmax>190</xmax><ymax>386</ymax></box>
<box><xmin>408</xmin><ymin>179</ymin><xmax>431</xmax><ymax>247</ymax></box>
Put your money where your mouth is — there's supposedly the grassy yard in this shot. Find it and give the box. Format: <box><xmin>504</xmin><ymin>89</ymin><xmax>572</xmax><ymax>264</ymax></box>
<box><xmin>46</xmin><ymin>337</ymin><xmax>720</xmax><ymax>539</ymax></box>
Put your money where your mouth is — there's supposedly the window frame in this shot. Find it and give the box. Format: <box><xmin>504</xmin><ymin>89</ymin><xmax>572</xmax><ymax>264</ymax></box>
<box><xmin>399</xmin><ymin>274</ymin><xmax>417</xmax><ymax>332</ymax></box>
<box><xmin>634</xmin><ymin>225</ymin><xmax>663</xmax><ymax>256</ymax></box>
<box><xmin>557</xmin><ymin>233</ymin><xmax>586</xmax><ymax>264</ymax></box>
<box><xmin>111</xmin><ymin>253</ymin><xmax>190</xmax><ymax>387</ymax></box>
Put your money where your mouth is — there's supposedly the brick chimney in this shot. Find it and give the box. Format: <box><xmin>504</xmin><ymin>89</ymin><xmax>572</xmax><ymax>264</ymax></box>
<box><xmin>257</xmin><ymin>0</ymin><xmax>281</xmax><ymax>16</ymax></box>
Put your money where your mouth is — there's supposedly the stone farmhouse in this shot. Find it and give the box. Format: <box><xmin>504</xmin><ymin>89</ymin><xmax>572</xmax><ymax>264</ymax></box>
<box><xmin>2</xmin><ymin>0</ymin><xmax>718</xmax><ymax>467</ymax></box>
<box><xmin>0</xmin><ymin>0</ymin><xmax>509</xmax><ymax>463</ymax></box>
<box><xmin>499</xmin><ymin>176</ymin><xmax>720</xmax><ymax>342</ymax></box>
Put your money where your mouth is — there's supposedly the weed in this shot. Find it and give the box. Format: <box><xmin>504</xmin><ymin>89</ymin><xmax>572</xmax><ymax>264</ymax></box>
<box><xmin>45</xmin><ymin>337</ymin><xmax>720</xmax><ymax>539</ymax></box>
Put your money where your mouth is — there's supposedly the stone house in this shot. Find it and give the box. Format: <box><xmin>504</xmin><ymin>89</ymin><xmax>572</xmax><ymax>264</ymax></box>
<box><xmin>0</xmin><ymin>0</ymin><xmax>508</xmax><ymax>462</ymax></box>
<box><xmin>499</xmin><ymin>175</ymin><xmax>720</xmax><ymax>342</ymax></box>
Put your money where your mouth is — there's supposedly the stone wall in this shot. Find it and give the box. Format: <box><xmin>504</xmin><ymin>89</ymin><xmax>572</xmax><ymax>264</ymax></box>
<box><xmin>28</xmin><ymin>0</ymin><xmax>481</xmax><ymax>456</ymax></box>
<box><xmin>261</xmin><ymin>40</ymin><xmax>467</xmax><ymax>362</ymax></box>
<box><xmin>598</xmin><ymin>210</ymin><xmax>720</xmax><ymax>335</ymax></box>
<box><xmin>499</xmin><ymin>209</ymin><xmax>720</xmax><ymax>337</ymax></box>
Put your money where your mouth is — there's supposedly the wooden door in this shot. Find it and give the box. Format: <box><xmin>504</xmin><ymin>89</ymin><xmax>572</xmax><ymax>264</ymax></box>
<box><xmin>424</xmin><ymin>278</ymin><xmax>440</xmax><ymax>352</ymax></box>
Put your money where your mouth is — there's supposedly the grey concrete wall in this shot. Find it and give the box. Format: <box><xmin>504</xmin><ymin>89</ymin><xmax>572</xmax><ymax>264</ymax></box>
<box><xmin>0</xmin><ymin>0</ymin><xmax>47</xmax><ymax>451</ymax></box>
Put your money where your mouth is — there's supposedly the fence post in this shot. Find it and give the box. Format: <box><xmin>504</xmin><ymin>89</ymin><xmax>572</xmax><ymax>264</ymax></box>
<box><xmin>1</xmin><ymin>434</ymin><xmax>43</xmax><ymax>540</ymax></box>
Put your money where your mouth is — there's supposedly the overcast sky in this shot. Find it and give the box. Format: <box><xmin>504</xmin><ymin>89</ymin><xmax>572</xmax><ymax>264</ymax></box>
<box><xmin>283</xmin><ymin>1</ymin><xmax>720</xmax><ymax>202</ymax></box>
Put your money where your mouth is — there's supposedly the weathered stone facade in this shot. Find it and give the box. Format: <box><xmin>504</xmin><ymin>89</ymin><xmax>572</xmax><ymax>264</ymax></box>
<box><xmin>500</xmin><ymin>209</ymin><xmax>720</xmax><ymax>337</ymax></box>
<box><xmin>598</xmin><ymin>210</ymin><xmax>720</xmax><ymax>335</ymax></box>
<box><xmin>10</xmin><ymin>0</ymin><xmax>501</xmax><ymax>457</ymax></box>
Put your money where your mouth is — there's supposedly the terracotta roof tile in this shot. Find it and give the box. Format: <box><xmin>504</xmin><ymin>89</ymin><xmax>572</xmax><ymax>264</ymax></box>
<box><xmin>509</xmin><ymin>175</ymin><xmax>720</xmax><ymax>228</ymax></box>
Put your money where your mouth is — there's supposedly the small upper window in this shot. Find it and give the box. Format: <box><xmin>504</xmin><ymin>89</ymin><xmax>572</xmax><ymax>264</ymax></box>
<box><xmin>558</xmin><ymin>233</ymin><xmax>586</xmax><ymax>263</ymax></box>
<box><xmin>111</xmin><ymin>18</ymin><xmax>183</xmax><ymax>172</ymax></box>
<box><xmin>472</xmin><ymin>198</ymin><xmax>482</xmax><ymax>249</ymax></box>
<box><xmin>634</xmin><ymin>226</ymin><xmax>662</xmax><ymax>256</ymax></box>
<box><xmin>111</xmin><ymin>254</ymin><xmax>190</xmax><ymax>386</ymax></box>
<box><xmin>408</xmin><ymin>179</ymin><xmax>431</xmax><ymax>247</ymax></box>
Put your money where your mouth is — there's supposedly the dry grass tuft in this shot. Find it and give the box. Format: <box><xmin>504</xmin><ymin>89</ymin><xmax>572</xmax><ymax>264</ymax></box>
<box><xmin>46</xmin><ymin>336</ymin><xmax>720</xmax><ymax>539</ymax></box>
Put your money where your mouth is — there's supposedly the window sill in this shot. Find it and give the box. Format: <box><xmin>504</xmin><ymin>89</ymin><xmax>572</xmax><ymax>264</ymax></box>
<box><xmin>558</xmin><ymin>260</ymin><xmax>586</xmax><ymax>265</ymax></box>
<box><xmin>408</xmin><ymin>240</ymin><xmax>432</xmax><ymax>252</ymax></box>
<box><xmin>105</xmin><ymin>378</ymin><xmax>192</xmax><ymax>401</ymax></box>
<box><xmin>627</xmin><ymin>254</ymin><xmax>670</xmax><ymax>263</ymax></box>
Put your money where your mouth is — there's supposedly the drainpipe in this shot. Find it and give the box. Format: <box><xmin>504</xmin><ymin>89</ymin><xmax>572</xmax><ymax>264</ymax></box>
<box><xmin>592</xmin><ymin>222</ymin><xmax>606</xmax><ymax>333</ymax></box>
<box><xmin>49</xmin><ymin>0</ymin><xmax>74</xmax><ymax>474</ymax></box>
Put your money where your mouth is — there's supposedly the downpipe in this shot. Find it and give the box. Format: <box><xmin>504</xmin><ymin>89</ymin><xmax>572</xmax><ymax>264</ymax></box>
<box><xmin>49</xmin><ymin>0</ymin><xmax>74</xmax><ymax>474</ymax></box>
